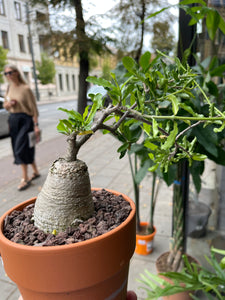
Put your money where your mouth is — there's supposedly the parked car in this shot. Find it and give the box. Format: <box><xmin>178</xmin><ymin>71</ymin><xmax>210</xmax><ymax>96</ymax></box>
<box><xmin>0</xmin><ymin>96</ymin><xmax>10</xmax><ymax>137</ymax></box>
<box><xmin>87</xmin><ymin>85</ymin><xmax>111</xmax><ymax>107</ymax></box>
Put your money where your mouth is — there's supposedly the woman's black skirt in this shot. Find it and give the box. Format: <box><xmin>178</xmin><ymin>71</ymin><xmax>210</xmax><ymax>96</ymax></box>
<box><xmin>8</xmin><ymin>113</ymin><xmax>35</xmax><ymax>165</ymax></box>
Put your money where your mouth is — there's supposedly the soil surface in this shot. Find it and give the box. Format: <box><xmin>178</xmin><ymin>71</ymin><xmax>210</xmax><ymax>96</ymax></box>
<box><xmin>156</xmin><ymin>251</ymin><xmax>199</xmax><ymax>273</ymax></box>
<box><xmin>3</xmin><ymin>189</ymin><xmax>132</xmax><ymax>247</ymax></box>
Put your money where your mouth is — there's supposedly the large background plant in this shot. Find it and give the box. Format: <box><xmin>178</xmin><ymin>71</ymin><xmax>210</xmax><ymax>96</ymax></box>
<box><xmin>49</xmin><ymin>49</ymin><xmax>225</xmax><ymax>236</ymax></box>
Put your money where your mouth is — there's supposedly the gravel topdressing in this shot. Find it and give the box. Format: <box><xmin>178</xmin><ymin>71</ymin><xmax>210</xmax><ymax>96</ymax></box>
<box><xmin>3</xmin><ymin>189</ymin><xmax>132</xmax><ymax>247</ymax></box>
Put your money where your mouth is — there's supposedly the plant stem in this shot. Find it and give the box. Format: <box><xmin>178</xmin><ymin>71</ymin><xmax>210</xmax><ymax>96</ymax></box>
<box><xmin>128</xmin><ymin>153</ymin><xmax>141</xmax><ymax>231</ymax></box>
<box><xmin>149</xmin><ymin>172</ymin><xmax>156</xmax><ymax>233</ymax></box>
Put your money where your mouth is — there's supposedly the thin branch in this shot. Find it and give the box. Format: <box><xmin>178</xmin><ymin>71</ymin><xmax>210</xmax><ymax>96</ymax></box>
<box><xmin>175</xmin><ymin>120</ymin><xmax>203</xmax><ymax>141</ymax></box>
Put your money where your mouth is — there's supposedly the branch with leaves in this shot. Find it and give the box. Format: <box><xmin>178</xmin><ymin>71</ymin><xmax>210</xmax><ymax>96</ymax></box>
<box><xmin>57</xmin><ymin>51</ymin><xmax>225</xmax><ymax>175</ymax></box>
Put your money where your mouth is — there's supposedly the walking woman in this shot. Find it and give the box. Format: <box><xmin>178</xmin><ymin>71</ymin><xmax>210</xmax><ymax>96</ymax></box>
<box><xmin>3</xmin><ymin>64</ymin><xmax>40</xmax><ymax>191</ymax></box>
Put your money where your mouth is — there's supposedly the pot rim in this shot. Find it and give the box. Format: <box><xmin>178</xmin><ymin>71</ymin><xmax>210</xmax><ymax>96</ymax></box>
<box><xmin>136</xmin><ymin>222</ymin><xmax>156</xmax><ymax>238</ymax></box>
<box><xmin>0</xmin><ymin>188</ymin><xmax>136</xmax><ymax>253</ymax></box>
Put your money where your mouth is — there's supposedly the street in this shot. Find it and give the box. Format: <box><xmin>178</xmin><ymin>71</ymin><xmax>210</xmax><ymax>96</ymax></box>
<box><xmin>0</xmin><ymin>99</ymin><xmax>77</xmax><ymax>189</ymax></box>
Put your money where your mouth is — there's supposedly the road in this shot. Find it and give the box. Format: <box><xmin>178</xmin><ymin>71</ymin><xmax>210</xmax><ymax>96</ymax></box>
<box><xmin>0</xmin><ymin>99</ymin><xmax>77</xmax><ymax>189</ymax></box>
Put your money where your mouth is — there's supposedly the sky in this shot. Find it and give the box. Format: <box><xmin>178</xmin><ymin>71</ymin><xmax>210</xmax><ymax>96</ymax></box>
<box><xmin>50</xmin><ymin>0</ymin><xmax>180</xmax><ymax>48</ymax></box>
<box><xmin>83</xmin><ymin>0</ymin><xmax>179</xmax><ymax>43</ymax></box>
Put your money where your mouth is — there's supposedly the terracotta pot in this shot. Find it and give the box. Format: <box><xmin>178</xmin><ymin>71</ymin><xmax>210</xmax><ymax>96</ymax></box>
<box><xmin>156</xmin><ymin>251</ymin><xmax>198</xmax><ymax>300</ymax></box>
<box><xmin>0</xmin><ymin>188</ymin><xmax>136</xmax><ymax>300</ymax></box>
<box><xmin>135</xmin><ymin>222</ymin><xmax>156</xmax><ymax>255</ymax></box>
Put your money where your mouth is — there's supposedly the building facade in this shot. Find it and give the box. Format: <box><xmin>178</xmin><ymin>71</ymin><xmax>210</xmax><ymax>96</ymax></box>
<box><xmin>0</xmin><ymin>0</ymin><xmax>80</xmax><ymax>100</ymax></box>
<box><xmin>198</xmin><ymin>0</ymin><xmax>225</xmax><ymax>61</ymax></box>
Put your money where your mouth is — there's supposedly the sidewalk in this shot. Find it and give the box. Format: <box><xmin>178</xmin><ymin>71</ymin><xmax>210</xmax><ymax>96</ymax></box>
<box><xmin>0</xmin><ymin>116</ymin><xmax>223</xmax><ymax>299</ymax></box>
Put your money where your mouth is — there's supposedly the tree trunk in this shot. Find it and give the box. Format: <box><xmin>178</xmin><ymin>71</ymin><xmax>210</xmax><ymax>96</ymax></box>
<box><xmin>78</xmin><ymin>51</ymin><xmax>89</xmax><ymax>114</ymax></box>
<box><xmin>74</xmin><ymin>0</ymin><xmax>89</xmax><ymax>114</ymax></box>
<box><xmin>135</xmin><ymin>0</ymin><xmax>145</xmax><ymax>62</ymax></box>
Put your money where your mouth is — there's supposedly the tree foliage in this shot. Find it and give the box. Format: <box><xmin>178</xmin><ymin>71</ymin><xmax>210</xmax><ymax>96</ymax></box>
<box><xmin>0</xmin><ymin>46</ymin><xmax>8</xmax><ymax>84</ymax></box>
<box><xmin>105</xmin><ymin>0</ymin><xmax>175</xmax><ymax>61</ymax></box>
<box><xmin>36</xmin><ymin>52</ymin><xmax>56</xmax><ymax>85</ymax></box>
<box><xmin>151</xmin><ymin>21</ymin><xmax>175</xmax><ymax>55</ymax></box>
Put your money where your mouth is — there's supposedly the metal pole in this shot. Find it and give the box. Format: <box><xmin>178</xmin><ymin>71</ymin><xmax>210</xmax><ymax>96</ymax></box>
<box><xmin>26</xmin><ymin>2</ymin><xmax>40</xmax><ymax>102</ymax></box>
<box><xmin>176</xmin><ymin>1</ymin><xmax>197</xmax><ymax>252</ymax></box>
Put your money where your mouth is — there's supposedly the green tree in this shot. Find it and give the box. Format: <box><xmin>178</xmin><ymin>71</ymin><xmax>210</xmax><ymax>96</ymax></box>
<box><xmin>0</xmin><ymin>46</ymin><xmax>8</xmax><ymax>84</ymax></box>
<box><xmin>151</xmin><ymin>21</ymin><xmax>175</xmax><ymax>55</ymax></box>
<box><xmin>36</xmin><ymin>52</ymin><xmax>56</xmax><ymax>99</ymax></box>
<box><xmin>36</xmin><ymin>52</ymin><xmax>56</xmax><ymax>85</ymax></box>
<box><xmin>31</xmin><ymin>0</ymin><xmax>113</xmax><ymax>114</ymax></box>
<box><xmin>106</xmin><ymin>0</ymin><xmax>175</xmax><ymax>61</ymax></box>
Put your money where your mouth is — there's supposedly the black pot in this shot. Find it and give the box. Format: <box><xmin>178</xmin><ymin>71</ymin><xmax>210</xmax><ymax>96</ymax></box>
<box><xmin>187</xmin><ymin>201</ymin><xmax>211</xmax><ymax>238</ymax></box>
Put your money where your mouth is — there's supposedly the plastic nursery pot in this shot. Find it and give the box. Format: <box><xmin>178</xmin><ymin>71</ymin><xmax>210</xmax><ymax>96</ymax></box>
<box><xmin>0</xmin><ymin>188</ymin><xmax>136</xmax><ymax>300</ymax></box>
<box><xmin>156</xmin><ymin>251</ymin><xmax>199</xmax><ymax>300</ymax></box>
<box><xmin>135</xmin><ymin>222</ymin><xmax>156</xmax><ymax>255</ymax></box>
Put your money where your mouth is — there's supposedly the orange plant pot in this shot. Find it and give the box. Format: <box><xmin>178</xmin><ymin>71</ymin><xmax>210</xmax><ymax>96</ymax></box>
<box><xmin>0</xmin><ymin>188</ymin><xmax>136</xmax><ymax>300</ymax></box>
<box><xmin>135</xmin><ymin>222</ymin><xmax>156</xmax><ymax>255</ymax></box>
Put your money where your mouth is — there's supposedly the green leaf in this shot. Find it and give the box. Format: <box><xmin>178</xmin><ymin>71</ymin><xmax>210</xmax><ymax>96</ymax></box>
<box><xmin>144</xmin><ymin>140</ymin><xmax>158</xmax><ymax>151</ymax></box>
<box><xmin>85</xmin><ymin>93</ymin><xmax>102</xmax><ymax>125</ymax></box>
<box><xmin>122</xmin><ymin>56</ymin><xmax>137</xmax><ymax>74</ymax></box>
<box><xmin>152</xmin><ymin>119</ymin><xmax>159</xmax><ymax>137</ymax></box>
<box><xmin>180</xmin><ymin>0</ymin><xmax>206</xmax><ymax>5</ymax></box>
<box><xmin>82</xmin><ymin>105</ymin><xmax>89</xmax><ymax>120</ymax></box>
<box><xmin>179</xmin><ymin>103</ymin><xmax>197</xmax><ymax>116</ymax></box>
<box><xmin>192</xmin><ymin>125</ymin><xmax>218</xmax><ymax>157</ymax></box>
<box><xmin>135</xmin><ymin>160</ymin><xmax>151</xmax><ymax>184</ymax></box>
<box><xmin>206</xmin><ymin>81</ymin><xmax>218</xmax><ymax>97</ymax></box>
<box><xmin>57</xmin><ymin>120</ymin><xmax>69</xmax><ymax>135</ymax></box>
<box><xmin>190</xmin><ymin>160</ymin><xmax>204</xmax><ymax>193</ymax></box>
<box><xmin>86</xmin><ymin>76</ymin><xmax>115</xmax><ymax>89</ymax></box>
<box><xmin>142</xmin><ymin>123</ymin><xmax>152</xmax><ymax>136</ymax></box>
<box><xmin>206</xmin><ymin>10</ymin><xmax>220</xmax><ymax>40</ymax></box>
<box><xmin>146</xmin><ymin>6</ymin><xmax>172</xmax><ymax>20</ymax></box>
<box><xmin>149</xmin><ymin>163</ymin><xmax>159</xmax><ymax>172</ymax></box>
<box><xmin>219</xmin><ymin>14</ymin><xmax>225</xmax><ymax>35</ymax></box>
<box><xmin>58</xmin><ymin>107</ymin><xmax>83</xmax><ymax>122</ymax></box>
<box><xmin>210</xmin><ymin>64</ymin><xmax>225</xmax><ymax>77</ymax></box>
<box><xmin>117</xmin><ymin>142</ymin><xmax>130</xmax><ymax>153</ymax></box>
<box><xmin>161</xmin><ymin>123</ymin><xmax>178</xmax><ymax>150</ymax></box>
<box><xmin>192</xmin><ymin>154</ymin><xmax>207</xmax><ymax>161</ymax></box>
<box><xmin>213</xmin><ymin>121</ymin><xmax>225</xmax><ymax>133</ymax></box>
<box><xmin>139</xmin><ymin>51</ymin><xmax>151</xmax><ymax>71</ymax></box>
<box><xmin>167</xmin><ymin>95</ymin><xmax>179</xmax><ymax>115</ymax></box>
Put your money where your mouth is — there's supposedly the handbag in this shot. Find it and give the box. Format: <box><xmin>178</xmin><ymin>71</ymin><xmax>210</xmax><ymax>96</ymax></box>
<box><xmin>28</xmin><ymin>130</ymin><xmax>41</xmax><ymax>148</ymax></box>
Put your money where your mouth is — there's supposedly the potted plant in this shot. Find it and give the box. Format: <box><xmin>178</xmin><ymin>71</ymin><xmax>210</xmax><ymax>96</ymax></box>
<box><xmin>137</xmin><ymin>1</ymin><xmax>225</xmax><ymax>282</ymax></box>
<box><xmin>110</xmin><ymin>118</ymin><xmax>160</xmax><ymax>255</ymax></box>
<box><xmin>1</xmin><ymin>10</ymin><xmax>225</xmax><ymax>298</ymax></box>
<box><xmin>139</xmin><ymin>247</ymin><xmax>225</xmax><ymax>299</ymax></box>
<box><xmin>0</xmin><ymin>50</ymin><xmax>223</xmax><ymax>299</ymax></box>
<box><xmin>0</xmin><ymin>94</ymin><xmax>139</xmax><ymax>299</ymax></box>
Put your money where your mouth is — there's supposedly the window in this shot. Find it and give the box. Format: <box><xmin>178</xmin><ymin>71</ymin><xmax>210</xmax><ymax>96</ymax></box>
<box><xmin>14</xmin><ymin>1</ymin><xmax>22</xmax><ymax>21</ymax></box>
<box><xmin>1</xmin><ymin>31</ymin><xmax>9</xmax><ymax>49</ymax></box>
<box><xmin>39</xmin><ymin>35</ymin><xmax>49</xmax><ymax>53</ymax></box>
<box><xmin>36</xmin><ymin>11</ymin><xmax>47</xmax><ymax>22</ymax></box>
<box><xmin>23</xmin><ymin>72</ymin><xmax>29</xmax><ymax>83</ymax></box>
<box><xmin>59</xmin><ymin>74</ymin><xmax>63</xmax><ymax>91</ymax></box>
<box><xmin>66</xmin><ymin>74</ymin><xmax>70</xmax><ymax>90</ymax></box>
<box><xmin>72</xmin><ymin>75</ymin><xmax>76</xmax><ymax>91</ymax></box>
<box><xmin>0</xmin><ymin>0</ymin><xmax>5</xmax><ymax>15</ymax></box>
<box><xmin>27</xmin><ymin>36</ymin><xmax>31</xmax><ymax>53</ymax></box>
<box><xmin>18</xmin><ymin>34</ymin><xmax>25</xmax><ymax>52</ymax></box>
